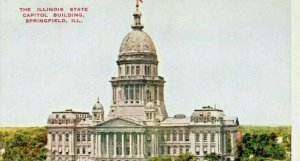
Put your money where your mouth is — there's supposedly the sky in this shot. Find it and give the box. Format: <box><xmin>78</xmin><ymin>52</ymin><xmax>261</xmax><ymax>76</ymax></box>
<box><xmin>0</xmin><ymin>0</ymin><xmax>291</xmax><ymax>126</ymax></box>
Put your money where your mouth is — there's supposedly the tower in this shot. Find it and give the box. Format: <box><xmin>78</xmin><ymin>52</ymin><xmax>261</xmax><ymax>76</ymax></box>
<box><xmin>108</xmin><ymin>9</ymin><xmax>168</xmax><ymax>122</ymax></box>
<box><xmin>92</xmin><ymin>97</ymin><xmax>104</xmax><ymax>122</ymax></box>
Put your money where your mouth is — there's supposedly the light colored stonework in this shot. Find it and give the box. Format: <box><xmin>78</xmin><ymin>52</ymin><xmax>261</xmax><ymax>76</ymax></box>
<box><xmin>46</xmin><ymin>9</ymin><xmax>239</xmax><ymax>161</ymax></box>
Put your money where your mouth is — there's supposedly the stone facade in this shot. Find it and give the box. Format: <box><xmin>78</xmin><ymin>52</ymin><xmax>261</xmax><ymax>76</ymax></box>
<box><xmin>46</xmin><ymin>8</ymin><xmax>239</xmax><ymax>161</ymax></box>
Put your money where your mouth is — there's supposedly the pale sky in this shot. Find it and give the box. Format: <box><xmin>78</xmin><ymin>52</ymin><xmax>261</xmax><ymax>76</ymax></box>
<box><xmin>0</xmin><ymin>0</ymin><xmax>290</xmax><ymax>126</ymax></box>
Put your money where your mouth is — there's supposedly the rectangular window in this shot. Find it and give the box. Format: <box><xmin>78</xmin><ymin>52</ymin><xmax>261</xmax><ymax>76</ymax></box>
<box><xmin>211</xmin><ymin>133</ymin><xmax>215</xmax><ymax>142</ymax></box>
<box><xmin>166</xmin><ymin>131</ymin><xmax>170</xmax><ymax>141</ymax></box>
<box><xmin>136</xmin><ymin>66</ymin><xmax>140</xmax><ymax>75</ymax></box>
<box><xmin>135</xmin><ymin>85</ymin><xmax>139</xmax><ymax>100</ymax></box>
<box><xmin>203</xmin><ymin>133</ymin><xmax>207</xmax><ymax>142</ymax></box>
<box><xmin>125</xmin><ymin>86</ymin><xmax>129</xmax><ymax>100</ymax></box>
<box><xmin>131</xmin><ymin>66</ymin><xmax>135</xmax><ymax>75</ymax></box>
<box><xmin>179</xmin><ymin>130</ymin><xmax>183</xmax><ymax>141</ymax></box>
<box><xmin>172</xmin><ymin>131</ymin><xmax>177</xmax><ymax>141</ymax></box>
<box><xmin>66</xmin><ymin>134</ymin><xmax>69</xmax><ymax>142</ymax></box>
<box><xmin>167</xmin><ymin>146</ymin><xmax>171</xmax><ymax>154</ymax></box>
<box><xmin>77</xmin><ymin>133</ymin><xmax>80</xmax><ymax>142</ymax></box>
<box><xmin>129</xmin><ymin>85</ymin><xmax>134</xmax><ymax>100</ymax></box>
<box><xmin>52</xmin><ymin>134</ymin><xmax>56</xmax><ymax>141</ymax></box>
<box><xmin>185</xmin><ymin>132</ymin><xmax>190</xmax><ymax>141</ymax></box>
<box><xmin>195</xmin><ymin>133</ymin><xmax>200</xmax><ymax>142</ymax></box>
<box><xmin>59</xmin><ymin>134</ymin><xmax>62</xmax><ymax>142</ymax></box>
<box><xmin>88</xmin><ymin>132</ymin><xmax>91</xmax><ymax>141</ymax></box>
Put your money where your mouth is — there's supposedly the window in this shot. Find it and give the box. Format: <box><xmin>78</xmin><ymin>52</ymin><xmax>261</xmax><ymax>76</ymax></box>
<box><xmin>129</xmin><ymin>85</ymin><xmax>134</xmax><ymax>100</ymax></box>
<box><xmin>135</xmin><ymin>85</ymin><xmax>139</xmax><ymax>100</ymax></box>
<box><xmin>161</xmin><ymin>132</ymin><xmax>165</xmax><ymax>141</ymax></box>
<box><xmin>185</xmin><ymin>131</ymin><xmax>190</xmax><ymax>141</ymax></box>
<box><xmin>160</xmin><ymin>146</ymin><xmax>164</xmax><ymax>155</ymax></box>
<box><xmin>87</xmin><ymin>131</ymin><xmax>91</xmax><ymax>141</ymax></box>
<box><xmin>77</xmin><ymin>148</ymin><xmax>80</xmax><ymax>154</ymax></box>
<box><xmin>203</xmin><ymin>133</ymin><xmax>207</xmax><ymax>142</ymax></box>
<box><xmin>146</xmin><ymin>90</ymin><xmax>151</xmax><ymax>100</ymax></box>
<box><xmin>66</xmin><ymin>134</ymin><xmax>69</xmax><ymax>142</ymax></box>
<box><xmin>131</xmin><ymin>66</ymin><xmax>135</xmax><ymax>75</ymax></box>
<box><xmin>144</xmin><ymin>66</ymin><xmax>148</xmax><ymax>75</ymax></box>
<box><xmin>179</xmin><ymin>147</ymin><xmax>183</xmax><ymax>154</ymax></box>
<box><xmin>179</xmin><ymin>130</ymin><xmax>183</xmax><ymax>141</ymax></box>
<box><xmin>126</xmin><ymin>66</ymin><xmax>130</xmax><ymax>75</ymax></box>
<box><xmin>77</xmin><ymin>133</ymin><xmax>80</xmax><ymax>142</ymax></box>
<box><xmin>185</xmin><ymin>146</ymin><xmax>189</xmax><ymax>153</ymax></box>
<box><xmin>195</xmin><ymin>133</ymin><xmax>200</xmax><ymax>142</ymax></box>
<box><xmin>82</xmin><ymin>132</ymin><xmax>86</xmax><ymax>141</ymax></box>
<box><xmin>166</xmin><ymin>131</ymin><xmax>170</xmax><ymax>141</ymax></box>
<box><xmin>59</xmin><ymin>134</ymin><xmax>62</xmax><ymax>142</ymax></box>
<box><xmin>136</xmin><ymin>66</ymin><xmax>140</xmax><ymax>75</ymax></box>
<box><xmin>154</xmin><ymin>87</ymin><xmax>157</xmax><ymax>100</ymax></box>
<box><xmin>167</xmin><ymin>146</ymin><xmax>171</xmax><ymax>154</ymax></box>
<box><xmin>52</xmin><ymin>134</ymin><xmax>56</xmax><ymax>141</ymax></box>
<box><xmin>173</xmin><ymin>146</ymin><xmax>177</xmax><ymax>154</ymax></box>
<box><xmin>211</xmin><ymin>133</ymin><xmax>215</xmax><ymax>142</ymax></box>
<box><xmin>172</xmin><ymin>131</ymin><xmax>177</xmax><ymax>141</ymax></box>
<box><xmin>125</xmin><ymin>85</ymin><xmax>128</xmax><ymax>100</ymax></box>
<box><xmin>82</xmin><ymin>147</ymin><xmax>86</xmax><ymax>154</ymax></box>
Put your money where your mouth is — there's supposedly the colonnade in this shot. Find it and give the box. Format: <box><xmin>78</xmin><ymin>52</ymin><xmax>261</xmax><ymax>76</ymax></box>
<box><xmin>91</xmin><ymin>132</ymin><xmax>145</xmax><ymax>158</ymax></box>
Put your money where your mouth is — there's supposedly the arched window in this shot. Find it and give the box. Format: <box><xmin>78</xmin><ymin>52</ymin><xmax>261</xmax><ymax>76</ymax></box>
<box><xmin>82</xmin><ymin>147</ymin><xmax>86</xmax><ymax>154</ymax></box>
<box><xmin>211</xmin><ymin>133</ymin><xmax>215</xmax><ymax>142</ymax></box>
<box><xmin>87</xmin><ymin>131</ymin><xmax>91</xmax><ymax>141</ymax></box>
<box><xmin>203</xmin><ymin>133</ymin><xmax>207</xmax><ymax>142</ymax></box>
<box><xmin>146</xmin><ymin>90</ymin><xmax>151</xmax><ymax>100</ymax></box>
<box><xmin>126</xmin><ymin>66</ymin><xmax>130</xmax><ymax>75</ymax></box>
<box><xmin>77</xmin><ymin>148</ymin><xmax>80</xmax><ymax>154</ymax></box>
<box><xmin>82</xmin><ymin>132</ymin><xmax>86</xmax><ymax>141</ymax></box>
<box><xmin>65</xmin><ymin>133</ymin><xmax>69</xmax><ymax>142</ymax></box>
<box><xmin>59</xmin><ymin>134</ymin><xmax>62</xmax><ymax>142</ymax></box>
<box><xmin>76</xmin><ymin>133</ymin><xmax>80</xmax><ymax>142</ymax></box>
<box><xmin>52</xmin><ymin>134</ymin><xmax>56</xmax><ymax>141</ymax></box>
<box><xmin>136</xmin><ymin>66</ymin><xmax>140</xmax><ymax>75</ymax></box>
<box><xmin>131</xmin><ymin>66</ymin><xmax>135</xmax><ymax>75</ymax></box>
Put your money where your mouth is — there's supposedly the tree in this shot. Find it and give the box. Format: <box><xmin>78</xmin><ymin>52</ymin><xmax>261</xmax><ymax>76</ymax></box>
<box><xmin>174</xmin><ymin>153</ymin><xmax>197</xmax><ymax>161</ymax></box>
<box><xmin>204</xmin><ymin>153</ymin><xmax>223</xmax><ymax>161</ymax></box>
<box><xmin>2</xmin><ymin>128</ymin><xmax>47</xmax><ymax>161</ymax></box>
<box><xmin>148</xmin><ymin>156</ymin><xmax>172</xmax><ymax>161</ymax></box>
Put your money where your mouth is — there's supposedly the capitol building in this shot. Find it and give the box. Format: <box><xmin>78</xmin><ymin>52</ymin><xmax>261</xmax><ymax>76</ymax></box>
<box><xmin>46</xmin><ymin>5</ymin><xmax>239</xmax><ymax>161</ymax></box>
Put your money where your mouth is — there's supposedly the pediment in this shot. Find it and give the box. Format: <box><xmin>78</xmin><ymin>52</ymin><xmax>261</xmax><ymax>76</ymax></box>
<box><xmin>95</xmin><ymin>117</ymin><xmax>144</xmax><ymax>127</ymax></box>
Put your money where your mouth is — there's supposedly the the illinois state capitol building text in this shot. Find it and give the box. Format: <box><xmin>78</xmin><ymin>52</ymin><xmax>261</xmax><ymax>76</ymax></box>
<box><xmin>46</xmin><ymin>5</ymin><xmax>239</xmax><ymax>161</ymax></box>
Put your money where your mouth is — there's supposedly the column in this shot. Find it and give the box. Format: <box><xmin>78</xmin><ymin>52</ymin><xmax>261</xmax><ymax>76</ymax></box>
<box><xmin>55</xmin><ymin>133</ymin><xmax>58</xmax><ymax>154</ymax></box>
<box><xmin>208</xmin><ymin>132</ymin><xmax>211</xmax><ymax>154</ymax></box>
<box><xmin>215</xmin><ymin>132</ymin><xmax>219</xmax><ymax>154</ymax></box>
<box><xmin>151</xmin><ymin>133</ymin><xmax>155</xmax><ymax>156</ymax></box>
<box><xmin>129</xmin><ymin>133</ymin><xmax>132</xmax><ymax>157</ymax></box>
<box><xmin>200</xmin><ymin>132</ymin><xmax>203</xmax><ymax>156</ymax></box>
<box><xmin>182</xmin><ymin>131</ymin><xmax>185</xmax><ymax>143</ymax></box>
<box><xmin>122</xmin><ymin>133</ymin><xmax>125</xmax><ymax>157</ymax></box>
<box><xmin>190</xmin><ymin>132</ymin><xmax>195</xmax><ymax>155</ymax></box>
<box><xmin>141</xmin><ymin>133</ymin><xmax>144</xmax><ymax>157</ymax></box>
<box><xmin>91</xmin><ymin>133</ymin><xmax>94</xmax><ymax>156</ymax></box>
<box><xmin>114</xmin><ymin>133</ymin><xmax>117</xmax><ymax>157</ymax></box>
<box><xmin>70</xmin><ymin>131</ymin><xmax>74</xmax><ymax>155</ymax></box>
<box><xmin>170</xmin><ymin>133</ymin><xmax>173</xmax><ymax>143</ymax></box>
<box><xmin>99</xmin><ymin>134</ymin><xmax>102</xmax><ymax>157</ymax></box>
<box><xmin>69</xmin><ymin>132</ymin><xmax>72</xmax><ymax>155</ymax></box>
<box><xmin>137</xmin><ymin>134</ymin><xmax>140</xmax><ymax>157</ymax></box>
<box><xmin>62</xmin><ymin>133</ymin><xmax>65</xmax><ymax>155</ymax></box>
<box><xmin>106</xmin><ymin>134</ymin><xmax>109</xmax><ymax>156</ymax></box>
<box><xmin>223</xmin><ymin>132</ymin><xmax>227</xmax><ymax>155</ymax></box>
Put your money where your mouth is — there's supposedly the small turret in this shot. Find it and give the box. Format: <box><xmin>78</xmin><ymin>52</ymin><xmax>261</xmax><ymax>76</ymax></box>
<box><xmin>92</xmin><ymin>97</ymin><xmax>104</xmax><ymax>122</ymax></box>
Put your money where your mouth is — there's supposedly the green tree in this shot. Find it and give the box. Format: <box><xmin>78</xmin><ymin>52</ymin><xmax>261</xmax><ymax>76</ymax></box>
<box><xmin>204</xmin><ymin>153</ymin><xmax>223</xmax><ymax>161</ymax></box>
<box><xmin>148</xmin><ymin>156</ymin><xmax>172</xmax><ymax>161</ymax></box>
<box><xmin>174</xmin><ymin>152</ymin><xmax>197</xmax><ymax>161</ymax></box>
<box><xmin>2</xmin><ymin>128</ymin><xmax>47</xmax><ymax>161</ymax></box>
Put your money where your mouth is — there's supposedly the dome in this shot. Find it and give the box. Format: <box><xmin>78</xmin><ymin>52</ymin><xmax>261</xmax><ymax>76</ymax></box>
<box><xmin>119</xmin><ymin>30</ymin><xmax>156</xmax><ymax>55</ymax></box>
<box><xmin>93</xmin><ymin>97</ymin><xmax>104</xmax><ymax>111</ymax></box>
